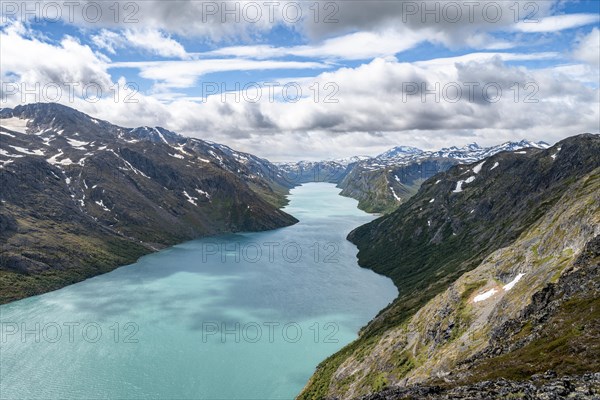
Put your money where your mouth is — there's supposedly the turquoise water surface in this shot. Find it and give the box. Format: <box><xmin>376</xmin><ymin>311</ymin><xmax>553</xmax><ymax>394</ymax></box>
<box><xmin>0</xmin><ymin>183</ymin><xmax>397</xmax><ymax>399</ymax></box>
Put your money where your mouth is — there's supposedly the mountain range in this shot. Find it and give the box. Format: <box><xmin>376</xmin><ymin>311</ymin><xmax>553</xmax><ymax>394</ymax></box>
<box><xmin>0</xmin><ymin>103</ymin><xmax>558</xmax><ymax>304</ymax></box>
<box><xmin>280</xmin><ymin>140</ymin><xmax>549</xmax><ymax>214</ymax></box>
<box><xmin>299</xmin><ymin>133</ymin><xmax>600</xmax><ymax>399</ymax></box>
<box><xmin>2</xmin><ymin>103</ymin><xmax>597</xmax><ymax>399</ymax></box>
<box><xmin>0</xmin><ymin>103</ymin><xmax>297</xmax><ymax>303</ymax></box>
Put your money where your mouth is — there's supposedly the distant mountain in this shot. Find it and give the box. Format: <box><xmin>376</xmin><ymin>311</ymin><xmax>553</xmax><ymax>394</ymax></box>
<box><xmin>300</xmin><ymin>133</ymin><xmax>600</xmax><ymax>399</ymax></box>
<box><xmin>0</xmin><ymin>103</ymin><xmax>297</xmax><ymax>303</ymax></box>
<box><xmin>375</xmin><ymin>145</ymin><xmax>424</xmax><ymax>161</ymax></box>
<box><xmin>277</xmin><ymin>141</ymin><xmax>550</xmax><ymax>214</ymax></box>
<box><xmin>275</xmin><ymin>160</ymin><xmax>355</xmax><ymax>185</ymax></box>
<box><xmin>338</xmin><ymin>140</ymin><xmax>550</xmax><ymax>213</ymax></box>
<box><xmin>371</xmin><ymin>140</ymin><xmax>549</xmax><ymax>167</ymax></box>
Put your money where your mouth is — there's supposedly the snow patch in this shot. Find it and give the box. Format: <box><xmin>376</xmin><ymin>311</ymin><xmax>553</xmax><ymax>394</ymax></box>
<box><xmin>174</xmin><ymin>144</ymin><xmax>193</xmax><ymax>156</ymax></box>
<box><xmin>196</xmin><ymin>188</ymin><xmax>211</xmax><ymax>199</ymax></box>
<box><xmin>95</xmin><ymin>200</ymin><xmax>110</xmax><ymax>212</ymax></box>
<box><xmin>47</xmin><ymin>151</ymin><xmax>73</xmax><ymax>165</ymax></box>
<box><xmin>9</xmin><ymin>145</ymin><xmax>45</xmax><ymax>156</ymax></box>
<box><xmin>183</xmin><ymin>190</ymin><xmax>198</xmax><ymax>206</ymax></box>
<box><xmin>154</xmin><ymin>128</ymin><xmax>169</xmax><ymax>144</ymax></box>
<box><xmin>0</xmin><ymin>117</ymin><xmax>30</xmax><ymax>134</ymax></box>
<box><xmin>208</xmin><ymin>150</ymin><xmax>224</xmax><ymax>164</ymax></box>
<box><xmin>453</xmin><ymin>180</ymin><xmax>464</xmax><ymax>193</ymax></box>
<box><xmin>490</xmin><ymin>162</ymin><xmax>500</xmax><ymax>170</ymax></box>
<box><xmin>234</xmin><ymin>153</ymin><xmax>249</xmax><ymax>162</ymax></box>
<box><xmin>41</xmin><ymin>136</ymin><xmax>55</xmax><ymax>146</ymax></box>
<box><xmin>58</xmin><ymin>158</ymin><xmax>74</xmax><ymax>166</ymax></box>
<box><xmin>390</xmin><ymin>186</ymin><xmax>401</xmax><ymax>202</ymax></box>
<box><xmin>0</xmin><ymin>148</ymin><xmax>24</xmax><ymax>158</ymax></box>
<box><xmin>465</xmin><ymin>176</ymin><xmax>476</xmax><ymax>184</ymax></box>
<box><xmin>66</xmin><ymin>138</ymin><xmax>89</xmax><ymax>148</ymax></box>
<box><xmin>472</xmin><ymin>161</ymin><xmax>485</xmax><ymax>174</ymax></box>
<box><xmin>429</xmin><ymin>198</ymin><xmax>435</xmax><ymax>203</ymax></box>
<box><xmin>503</xmin><ymin>273</ymin><xmax>525</xmax><ymax>291</ymax></box>
<box><xmin>474</xmin><ymin>288</ymin><xmax>497</xmax><ymax>303</ymax></box>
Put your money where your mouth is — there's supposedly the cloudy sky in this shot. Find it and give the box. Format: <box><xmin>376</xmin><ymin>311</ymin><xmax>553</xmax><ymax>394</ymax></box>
<box><xmin>1</xmin><ymin>0</ymin><xmax>599</xmax><ymax>161</ymax></box>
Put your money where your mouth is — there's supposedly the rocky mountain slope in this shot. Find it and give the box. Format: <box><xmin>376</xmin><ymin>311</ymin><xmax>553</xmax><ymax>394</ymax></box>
<box><xmin>338</xmin><ymin>141</ymin><xmax>549</xmax><ymax>214</ymax></box>
<box><xmin>0</xmin><ymin>103</ymin><xmax>297</xmax><ymax>303</ymax></box>
<box><xmin>299</xmin><ymin>134</ymin><xmax>599</xmax><ymax>399</ymax></box>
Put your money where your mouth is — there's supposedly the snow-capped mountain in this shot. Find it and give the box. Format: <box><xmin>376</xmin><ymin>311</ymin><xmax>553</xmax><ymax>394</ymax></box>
<box><xmin>277</xmin><ymin>140</ymin><xmax>551</xmax><ymax>213</ymax></box>
<box><xmin>340</xmin><ymin>140</ymin><xmax>550</xmax><ymax>212</ymax></box>
<box><xmin>362</xmin><ymin>140</ymin><xmax>550</xmax><ymax>170</ymax></box>
<box><xmin>376</xmin><ymin>146</ymin><xmax>424</xmax><ymax>161</ymax></box>
<box><xmin>275</xmin><ymin>158</ymin><xmax>363</xmax><ymax>185</ymax></box>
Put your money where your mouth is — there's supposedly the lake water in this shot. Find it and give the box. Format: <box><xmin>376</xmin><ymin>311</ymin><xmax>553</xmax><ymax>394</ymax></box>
<box><xmin>0</xmin><ymin>183</ymin><xmax>397</xmax><ymax>400</ymax></box>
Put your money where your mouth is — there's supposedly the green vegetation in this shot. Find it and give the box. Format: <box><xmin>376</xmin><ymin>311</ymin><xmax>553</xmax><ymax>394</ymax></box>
<box><xmin>371</xmin><ymin>373</ymin><xmax>389</xmax><ymax>391</ymax></box>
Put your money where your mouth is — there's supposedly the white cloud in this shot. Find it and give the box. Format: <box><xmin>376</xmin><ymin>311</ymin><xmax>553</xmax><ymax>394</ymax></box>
<box><xmin>2</xmin><ymin>4</ymin><xmax>599</xmax><ymax>161</ymax></box>
<box><xmin>74</xmin><ymin>54</ymin><xmax>596</xmax><ymax>160</ymax></box>
<box><xmin>514</xmin><ymin>13</ymin><xmax>600</xmax><ymax>33</ymax></box>
<box><xmin>573</xmin><ymin>28</ymin><xmax>600</xmax><ymax>67</ymax></box>
<box><xmin>0</xmin><ymin>1</ymin><xmax>563</xmax><ymax>50</ymax></box>
<box><xmin>90</xmin><ymin>29</ymin><xmax>121</xmax><ymax>54</ymax></box>
<box><xmin>203</xmin><ymin>30</ymin><xmax>422</xmax><ymax>61</ymax></box>
<box><xmin>92</xmin><ymin>28</ymin><xmax>189</xmax><ymax>59</ymax></box>
<box><xmin>2</xmin><ymin>26</ymin><xmax>598</xmax><ymax>160</ymax></box>
<box><xmin>0</xmin><ymin>21</ymin><xmax>112</xmax><ymax>96</ymax></box>
<box><xmin>213</xmin><ymin>29</ymin><xmax>426</xmax><ymax>60</ymax></box>
<box><xmin>110</xmin><ymin>59</ymin><xmax>330</xmax><ymax>90</ymax></box>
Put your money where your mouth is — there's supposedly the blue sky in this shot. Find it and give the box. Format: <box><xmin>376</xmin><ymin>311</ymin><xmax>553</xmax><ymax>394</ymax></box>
<box><xmin>1</xmin><ymin>0</ymin><xmax>599</xmax><ymax>160</ymax></box>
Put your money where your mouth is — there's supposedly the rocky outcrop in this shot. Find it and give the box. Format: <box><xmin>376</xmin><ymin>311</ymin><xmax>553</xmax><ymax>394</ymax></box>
<box><xmin>359</xmin><ymin>372</ymin><xmax>600</xmax><ymax>400</ymax></box>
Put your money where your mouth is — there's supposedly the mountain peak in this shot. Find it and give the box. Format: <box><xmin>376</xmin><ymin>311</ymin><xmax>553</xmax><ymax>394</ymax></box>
<box><xmin>376</xmin><ymin>146</ymin><xmax>424</xmax><ymax>160</ymax></box>
<box><xmin>465</xmin><ymin>142</ymin><xmax>482</xmax><ymax>150</ymax></box>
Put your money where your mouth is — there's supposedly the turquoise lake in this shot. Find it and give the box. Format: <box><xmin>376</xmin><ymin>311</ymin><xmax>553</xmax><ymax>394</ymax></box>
<box><xmin>0</xmin><ymin>183</ymin><xmax>398</xmax><ymax>399</ymax></box>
